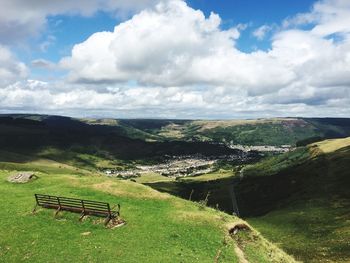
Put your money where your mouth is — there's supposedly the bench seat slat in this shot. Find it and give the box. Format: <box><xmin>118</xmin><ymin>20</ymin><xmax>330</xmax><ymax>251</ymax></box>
<box><xmin>61</xmin><ymin>206</ymin><xmax>108</xmax><ymax>212</ymax></box>
<box><xmin>38</xmin><ymin>198</ymin><xmax>58</xmax><ymax>202</ymax></box>
<box><xmin>38</xmin><ymin>202</ymin><xmax>59</xmax><ymax>206</ymax></box>
<box><xmin>36</xmin><ymin>194</ymin><xmax>108</xmax><ymax>205</ymax></box>
<box><xmin>44</xmin><ymin>205</ymin><xmax>110</xmax><ymax>214</ymax></box>
<box><xmin>36</xmin><ymin>196</ymin><xmax>58</xmax><ymax>200</ymax></box>
<box><xmin>38</xmin><ymin>201</ymin><xmax>109</xmax><ymax>210</ymax></box>
<box><xmin>39</xmin><ymin>202</ymin><xmax>109</xmax><ymax>211</ymax></box>
<box><xmin>37</xmin><ymin>197</ymin><xmax>59</xmax><ymax>202</ymax></box>
<box><xmin>84</xmin><ymin>208</ymin><xmax>110</xmax><ymax>213</ymax></box>
<box><xmin>57</xmin><ymin>200</ymin><xmax>84</xmax><ymax>205</ymax></box>
<box><xmin>82</xmin><ymin>203</ymin><xmax>109</xmax><ymax>209</ymax></box>
<box><xmin>59</xmin><ymin>198</ymin><xmax>107</xmax><ymax>205</ymax></box>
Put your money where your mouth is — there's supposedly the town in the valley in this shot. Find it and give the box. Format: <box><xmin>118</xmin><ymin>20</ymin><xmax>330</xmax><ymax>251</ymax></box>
<box><xmin>103</xmin><ymin>144</ymin><xmax>292</xmax><ymax>179</ymax></box>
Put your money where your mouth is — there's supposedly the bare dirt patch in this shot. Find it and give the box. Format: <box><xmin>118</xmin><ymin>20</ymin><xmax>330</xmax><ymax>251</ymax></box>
<box><xmin>228</xmin><ymin>223</ymin><xmax>251</xmax><ymax>235</ymax></box>
<box><xmin>7</xmin><ymin>172</ymin><xmax>37</xmax><ymax>183</ymax></box>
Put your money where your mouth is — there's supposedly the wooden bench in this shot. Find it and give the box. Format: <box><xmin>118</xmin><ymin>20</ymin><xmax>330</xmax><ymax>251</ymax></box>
<box><xmin>33</xmin><ymin>194</ymin><xmax>120</xmax><ymax>226</ymax></box>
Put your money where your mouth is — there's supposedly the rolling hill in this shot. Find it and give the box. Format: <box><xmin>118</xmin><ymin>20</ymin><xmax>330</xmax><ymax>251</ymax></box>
<box><xmin>2</xmin><ymin>115</ymin><xmax>350</xmax><ymax>149</ymax></box>
<box><xmin>0</xmin><ymin>115</ymin><xmax>240</xmax><ymax>169</ymax></box>
<box><xmin>110</xmin><ymin>117</ymin><xmax>350</xmax><ymax>146</ymax></box>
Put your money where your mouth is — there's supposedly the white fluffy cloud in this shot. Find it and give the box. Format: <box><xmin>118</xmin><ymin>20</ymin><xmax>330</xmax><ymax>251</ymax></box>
<box><xmin>61</xmin><ymin>1</ymin><xmax>239</xmax><ymax>86</ymax></box>
<box><xmin>0</xmin><ymin>0</ymin><xmax>162</xmax><ymax>44</ymax></box>
<box><xmin>61</xmin><ymin>1</ymin><xmax>294</xmax><ymax>95</ymax></box>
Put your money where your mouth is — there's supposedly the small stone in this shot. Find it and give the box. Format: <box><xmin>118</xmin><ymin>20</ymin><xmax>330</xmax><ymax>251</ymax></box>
<box><xmin>81</xmin><ymin>232</ymin><xmax>91</xmax><ymax>236</ymax></box>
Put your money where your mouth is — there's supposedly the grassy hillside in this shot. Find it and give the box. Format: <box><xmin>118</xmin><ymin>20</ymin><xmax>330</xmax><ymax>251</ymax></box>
<box><xmin>145</xmin><ymin>137</ymin><xmax>350</xmax><ymax>262</ymax></box>
<box><xmin>310</xmin><ymin>137</ymin><xmax>350</xmax><ymax>153</ymax></box>
<box><xmin>238</xmin><ymin>138</ymin><xmax>350</xmax><ymax>262</ymax></box>
<box><xmin>0</xmin><ymin>160</ymin><xmax>295</xmax><ymax>262</ymax></box>
<box><xmin>193</xmin><ymin>119</ymin><xmax>320</xmax><ymax>146</ymax></box>
<box><xmin>102</xmin><ymin>117</ymin><xmax>350</xmax><ymax>146</ymax></box>
<box><xmin>191</xmin><ymin>118</ymin><xmax>350</xmax><ymax>146</ymax></box>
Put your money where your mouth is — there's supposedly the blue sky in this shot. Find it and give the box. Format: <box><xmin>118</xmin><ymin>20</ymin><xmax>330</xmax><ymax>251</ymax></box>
<box><xmin>189</xmin><ymin>0</ymin><xmax>316</xmax><ymax>22</ymax></box>
<box><xmin>0</xmin><ymin>0</ymin><xmax>349</xmax><ymax>119</ymax></box>
<box><xmin>188</xmin><ymin>0</ymin><xmax>317</xmax><ymax>51</ymax></box>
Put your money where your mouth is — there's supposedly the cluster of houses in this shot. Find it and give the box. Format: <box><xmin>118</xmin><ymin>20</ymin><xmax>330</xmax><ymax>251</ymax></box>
<box><xmin>104</xmin><ymin>155</ymin><xmax>219</xmax><ymax>179</ymax></box>
<box><xmin>102</xmin><ymin>146</ymin><xmax>283</xmax><ymax>180</ymax></box>
<box><xmin>228</xmin><ymin>144</ymin><xmax>292</xmax><ymax>153</ymax></box>
<box><xmin>136</xmin><ymin>158</ymin><xmax>216</xmax><ymax>178</ymax></box>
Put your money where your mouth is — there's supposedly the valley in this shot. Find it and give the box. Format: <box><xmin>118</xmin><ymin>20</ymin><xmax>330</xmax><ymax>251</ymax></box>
<box><xmin>1</xmin><ymin>114</ymin><xmax>350</xmax><ymax>262</ymax></box>
<box><xmin>2</xmin><ymin>1</ymin><xmax>350</xmax><ymax>262</ymax></box>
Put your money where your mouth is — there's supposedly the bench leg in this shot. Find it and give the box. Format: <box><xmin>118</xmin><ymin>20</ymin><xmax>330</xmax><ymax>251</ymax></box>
<box><xmin>104</xmin><ymin>216</ymin><xmax>111</xmax><ymax>227</ymax></box>
<box><xmin>32</xmin><ymin>203</ymin><xmax>38</xmax><ymax>214</ymax></box>
<box><xmin>54</xmin><ymin>207</ymin><xmax>61</xmax><ymax>218</ymax></box>
<box><xmin>116</xmin><ymin>204</ymin><xmax>120</xmax><ymax>217</ymax></box>
<box><xmin>79</xmin><ymin>212</ymin><xmax>86</xmax><ymax>222</ymax></box>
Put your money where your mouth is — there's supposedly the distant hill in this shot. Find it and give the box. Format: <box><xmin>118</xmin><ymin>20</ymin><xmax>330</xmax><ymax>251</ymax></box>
<box><xmin>84</xmin><ymin>117</ymin><xmax>350</xmax><ymax>146</ymax></box>
<box><xmin>1</xmin><ymin>114</ymin><xmax>350</xmax><ymax>172</ymax></box>
<box><xmin>0</xmin><ymin>115</ymin><xmax>239</xmax><ymax>170</ymax></box>
<box><xmin>2</xmin><ymin>114</ymin><xmax>350</xmax><ymax>148</ymax></box>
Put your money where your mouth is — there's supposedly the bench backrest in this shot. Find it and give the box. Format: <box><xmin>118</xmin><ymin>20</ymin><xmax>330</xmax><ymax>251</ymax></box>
<box><xmin>35</xmin><ymin>194</ymin><xmax>111</xmax><ymax>215</ymax></box>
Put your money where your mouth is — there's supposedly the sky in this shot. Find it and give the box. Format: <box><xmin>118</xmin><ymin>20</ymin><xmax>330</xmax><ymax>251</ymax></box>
<box><xmin>0</xmin><ymin>0</ymin><xmax>349</xmax><ymax>119</ymax></box>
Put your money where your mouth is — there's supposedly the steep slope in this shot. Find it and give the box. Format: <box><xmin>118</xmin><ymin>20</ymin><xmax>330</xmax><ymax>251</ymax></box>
<box><xmin>237</xmin><ymin>138</ymin><xmax>350</xmax><ymax>262</ymax></box>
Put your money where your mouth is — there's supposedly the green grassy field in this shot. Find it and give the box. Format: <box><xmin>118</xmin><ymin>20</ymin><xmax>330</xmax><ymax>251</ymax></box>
<box><xmin>0</xmin><ymin>161</ymin><xmax>295</xmax><ymax>262</ymax></box>
<box><xmin>134</xmin><ymin>172</ymin><xmax>174</xmax><ymax>183</ymax></box>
